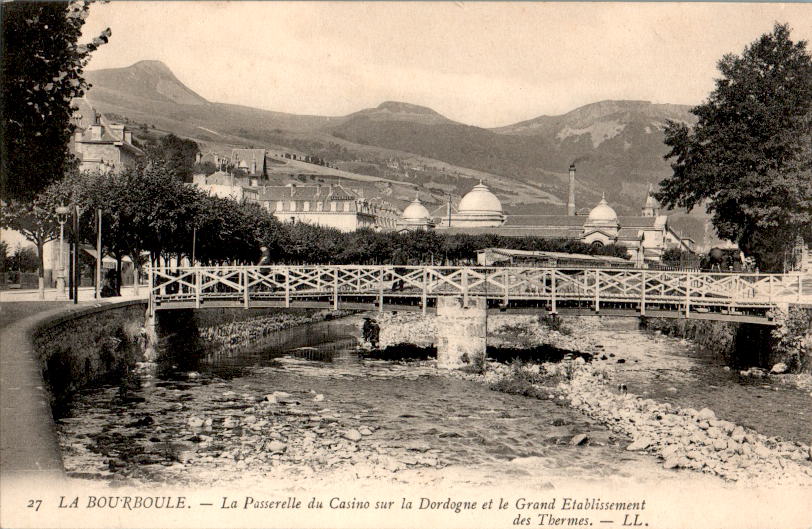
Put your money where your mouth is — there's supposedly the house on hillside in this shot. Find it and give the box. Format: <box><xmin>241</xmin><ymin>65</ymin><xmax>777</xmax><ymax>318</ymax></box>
<box><xmin>231</xmin><ymin>148</ymin><xmax>267</xmax><ymax>181</ymax></box>
<box><xmin>69</xmin><ymin>98</ymin><xmax>144</xmax><ymax>173</ymax></box>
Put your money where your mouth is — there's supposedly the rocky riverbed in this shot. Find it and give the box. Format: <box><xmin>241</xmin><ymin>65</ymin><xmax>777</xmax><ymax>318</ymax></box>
<box><xmin>454</xmin><ymin>359</ymin><xmax>812</xmax><ymax>486</ymax></box>
<box><xmin>56</xmin><ymin>326</ymin><xmax>697</xmax><ymax>489</ymax></box>
<box><xmin>56</xmin><ymin>313</ymin><xmax>812</xmax><ymax>489</ymax></box>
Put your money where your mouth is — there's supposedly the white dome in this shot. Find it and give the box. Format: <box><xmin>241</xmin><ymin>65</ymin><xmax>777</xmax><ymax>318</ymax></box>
<box><xmin>587</xmin><ymin>195</ymin><xmax>618</xmax><ymax>224</ymax></box>
<box><xmin>458</xmin><ymin>182</ymin><xmax>502</xmax><ymax>213</ymax></box>
<box><xmin>402</xmin><ymin>198</ymin><xmax>431</xmax><ymax>221</ymax></box>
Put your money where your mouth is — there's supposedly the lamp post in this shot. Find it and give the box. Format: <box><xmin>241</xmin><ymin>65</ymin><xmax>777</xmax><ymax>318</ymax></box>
<box><xmin>95</xmin><ymin>208</ymin><xmax>102</xmax><ymax>299</ymax></box>
<box><xmin>55</xmin><ymin>205</ymin><xmax>70</xmax><ymax>300</ymax></box>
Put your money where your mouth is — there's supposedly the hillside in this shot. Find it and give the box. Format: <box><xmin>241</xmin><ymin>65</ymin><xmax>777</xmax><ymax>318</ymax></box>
<box><xmin>81</xmin><ymin>60</ymin><xmax>711</xmax><ymax>242</ymax></box>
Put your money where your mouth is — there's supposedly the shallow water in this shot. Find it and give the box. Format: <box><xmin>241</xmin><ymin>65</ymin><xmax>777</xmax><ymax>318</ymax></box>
<box><xmin>588</xmin><ymin>320</ymin><xmax>812</xmax><ymax>444</ymax></box>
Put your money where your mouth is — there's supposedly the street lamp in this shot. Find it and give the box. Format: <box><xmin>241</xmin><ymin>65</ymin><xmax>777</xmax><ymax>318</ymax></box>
<box><xmin>55</xmin><ymin>204</ymin><xmax>70</xmax><ymax>300</ymax></box>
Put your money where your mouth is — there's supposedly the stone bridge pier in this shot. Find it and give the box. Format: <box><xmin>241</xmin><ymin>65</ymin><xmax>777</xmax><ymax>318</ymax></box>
<box><xmin>435</xmin><ymin>296</ymin><xmax>487</xmax><ymax>369</ymax></box>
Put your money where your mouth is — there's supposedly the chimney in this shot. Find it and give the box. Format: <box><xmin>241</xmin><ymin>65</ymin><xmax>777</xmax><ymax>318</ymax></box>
<box><xmin>567</xmin><ymin>164</ymin><xmax>576</xmax><ymax>216</ymax></box>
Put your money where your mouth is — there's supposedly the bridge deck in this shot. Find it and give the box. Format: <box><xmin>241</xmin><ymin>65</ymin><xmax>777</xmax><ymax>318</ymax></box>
<box><xmin>148</xmin><ymin>265</ymin><xmax>812</xmax><ymax>324</ymax></box>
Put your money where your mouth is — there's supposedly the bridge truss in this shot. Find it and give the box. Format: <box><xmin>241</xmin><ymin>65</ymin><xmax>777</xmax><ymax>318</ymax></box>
<box><xmin>148</xmin><ymin>265</ymin><xmax>811</xmax><ymax>324</ymax></box>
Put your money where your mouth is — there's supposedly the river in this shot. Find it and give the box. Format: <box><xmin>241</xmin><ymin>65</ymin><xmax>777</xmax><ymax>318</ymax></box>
<box><xmin>55</xmin><ymin>316</ymin><xmax>809</xmax><ymax>488</ymax></box>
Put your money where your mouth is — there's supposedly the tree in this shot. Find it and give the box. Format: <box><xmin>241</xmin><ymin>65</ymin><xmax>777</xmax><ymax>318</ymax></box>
<box><xmin>1</xmin><ymin>1</ymin><xmax>111</xmax><ymax>201</ymax></box>
<box><xmin>656</xmin><ymin>23</ymin><xmax>812</xmax><ymax>271</ymax></box>
<box><xmin>143</xmin><ymin>133</ymin><xmax>200</xmax><ymax>182</ymax></box>
<box><xmin>0</xmin><ymin>180</ymin><xmax>73</xmax><ymax>296</ymax></box>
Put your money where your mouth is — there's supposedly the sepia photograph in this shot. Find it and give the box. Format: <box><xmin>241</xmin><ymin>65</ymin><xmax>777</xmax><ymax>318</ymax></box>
<box><xmin>1</xmin><ymin>1</ymin><xmax>811</xmax><ymax>528</ymax></box>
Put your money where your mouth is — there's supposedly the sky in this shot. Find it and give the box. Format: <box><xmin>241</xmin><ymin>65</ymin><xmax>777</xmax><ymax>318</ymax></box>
<box><xmin>81</xmin><ymin>2</ymin><xmax>812</xmax><ymax>127</ymax></box>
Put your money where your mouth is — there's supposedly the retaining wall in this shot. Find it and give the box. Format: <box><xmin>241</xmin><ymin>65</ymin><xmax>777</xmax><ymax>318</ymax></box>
<box><xmin>0</xmin><ymin>300</ymin><xmax>147</xmax><ymax>481</ymax></box>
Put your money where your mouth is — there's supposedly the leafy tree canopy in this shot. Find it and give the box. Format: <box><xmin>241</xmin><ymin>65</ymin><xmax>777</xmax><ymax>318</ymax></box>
<box><xmin>1</xmin><ymin>0</ymin><xmax>110</xmax><ymax>201</ymax></box>
<box><xmin>143</xmin><ymin>133</ymin><xmax>200</xmax><ymax>182</ymax></box>
<box><xmin>656</xmin><ymin>23</ymin><xmax>812</xmax><ymax>271</ymax></box>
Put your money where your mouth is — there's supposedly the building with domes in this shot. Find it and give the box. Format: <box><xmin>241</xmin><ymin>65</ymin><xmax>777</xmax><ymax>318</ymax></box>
<box><xmin>444</xmin><ymin>181</ymin><xmax>506</xmax><ymax>228</ymax></box>
<box><xmin>397</xmin><ymin>194</ymin><xmax>435</xmax><ymax>231</ymax></box>
<box><xmin>411</xmin><ymin>179</ymin><xmax>693</xmax><ymax>264</ymax></box>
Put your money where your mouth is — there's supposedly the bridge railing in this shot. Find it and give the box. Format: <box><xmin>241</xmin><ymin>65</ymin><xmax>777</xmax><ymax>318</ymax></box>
<box><xmin>148</xmin><ymin>265</ymin><xmax>809</xmax><ymax>312</ymax></box>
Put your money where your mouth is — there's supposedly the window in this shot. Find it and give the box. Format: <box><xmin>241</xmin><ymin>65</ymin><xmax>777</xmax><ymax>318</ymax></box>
<box><xmin>276</xmin><ymin>200</ymin><xmax>284</xmax><ymax>211</ymax></box>
<box><xmin>330</xmin><ymin>202</ymin><xmax>337</xmax><ymax>212</ymax></box>
<box><xmin>290</xmin><ymin>200</ymin><xmax>296</xmax><ymax>211</ymax></box>
<box><xmin>303</xmin><ymin>201</ymin><xmax>310</xmax><ymax>212</ymax></box>
<box><xmin>316</xmin><ymin>201</ymin><xmax>323</xmax><ymax>211</ymax></box>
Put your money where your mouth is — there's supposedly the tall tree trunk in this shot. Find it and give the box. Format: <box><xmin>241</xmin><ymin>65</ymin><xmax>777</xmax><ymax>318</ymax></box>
<box><xmin>37</xmin><ymin>239</ymin><xmax>45</xmax><ymax>300</ymax></box>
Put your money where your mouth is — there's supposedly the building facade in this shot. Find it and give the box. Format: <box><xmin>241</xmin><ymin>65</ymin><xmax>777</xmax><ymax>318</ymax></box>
<box><xmin>244</xmin><ymin>184</ymin><xmax>399</xmax><ymax>232</ymax></box>
<box><xmin>69</xmin><ymin>98</ymin><xmax>144</xmax><ymax>174</ymax></box>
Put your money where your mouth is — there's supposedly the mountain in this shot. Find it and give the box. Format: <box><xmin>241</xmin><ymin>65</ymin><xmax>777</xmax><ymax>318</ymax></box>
<box><xmin>86</xmin><ymin>60</ymin><xmax>209</xmax><ymax>106</ymax></box>
<box><xmin>82</xmin><ymin>61</ymin><xmax>708</xmax><ymax>241</ymax></box>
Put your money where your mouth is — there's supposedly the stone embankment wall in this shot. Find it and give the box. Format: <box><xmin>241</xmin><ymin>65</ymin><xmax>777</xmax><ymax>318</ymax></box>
<box><xmin>32</xmin><ymin>301</ymin><xmax>148</xmax><ymax>415</ymax></box>
<box><xmin>153</xmin><ymin>307</ymin><xmax>355</xmax><ymax>371</ymax></box>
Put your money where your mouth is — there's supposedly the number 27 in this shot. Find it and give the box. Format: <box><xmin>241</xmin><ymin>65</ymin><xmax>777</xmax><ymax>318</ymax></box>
<box><xmin>27</xmin><ymin>499</ymin><xmax>42</xmax><ymax>511</ymax></box>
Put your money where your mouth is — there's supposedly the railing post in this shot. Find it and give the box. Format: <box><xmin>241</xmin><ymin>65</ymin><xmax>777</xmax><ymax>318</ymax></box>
<box><xmin>285</xmin><ymin>267</ymin><xmax>290</xmax><ymax>308</ymax></box>
<box><xmin>502</xmin><ymin>268</ymin><xmax>509</xmax><ymax>307</ymax></box>
<box><xmin>378</xmin><ymin>267</ymin><xmax>384</xmax><ymax>312</ymax></box>
<box><xmin>594</xmin><ymin>269</ymin><xmax>600</xmax><ymax>312</ymax></box>
<box><xmin>551</xmin><ymin>270</ymin><xmax>557</xmax><ymax>314</ymax></box>
<box><xmin>422</xmin><ymin>268</ymin><xmax>428</xmax><ymax>315</ymax></box>
<box><xmin>799</xmin><ymin>272</ymin><xmax>803</xmax><ymax>302</ymax></box>
<box><xmin>333</xmin><ymin>267</ymin><xmax>339</xmax><ymax>310</ymax></box>
<box><xmin>769</xmin><ymin>275</ymin><xmax>774</xmax><ymax>304</ymax></box>
<box><xmin>685</xmin><ymin>271</ymin><xmax>691</xmax><ymax>318</ymax></box>
<box><xmin>640</xmin><ymin>270</ymin><xmax>646</xmax><ymax>316</ymax></box>
<box><xmin>243</xmin><ymin>268</ymin><xmax>249</xmax><ymax>309</ymax></box>
<box><xmin>462</xmin><ymin>267</ymin><xmax>469</xmax><ymax>308</ymax></box>
<box><xmin>195</xmin><ymin>269</ymin><xmax>201</xmax><ymax>309</ymax></box>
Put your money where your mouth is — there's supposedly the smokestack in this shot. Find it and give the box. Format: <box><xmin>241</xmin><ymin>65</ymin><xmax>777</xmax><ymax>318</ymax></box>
<box><xmin>567</xmin><ymin>164</ymin><xmax>576</xmax><ymax>216</ymax></box>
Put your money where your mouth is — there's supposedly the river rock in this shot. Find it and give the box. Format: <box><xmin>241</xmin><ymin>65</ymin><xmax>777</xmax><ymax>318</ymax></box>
<box><xmin>267</xmin><ymin>441</ymin><xmax>287</xmax><ymax>454</ymax></box>
<box><xmin>663</xmin><ymin>457</ymin><xmax>681</xmax><ymax>469</ymax></box>
<box><xmin>343</xmin><ymin>429</ymin><xmax>362</xmax><ymax>442</ymax></box>
<box><xmin>626</xmin><ymin>438</ymin><xmax>651</xmax><ymax>451</ymax></box>
<box><xmin>359</xmin><ymin>426</ymin><xmax>373</xmax><ymax>436</ymax></box>
<box><xmin>754</xmin><ymin>444</ymin><xmax>772</xmax><ymax>459</ymax></box>
<box><xmin>570</xmin><ymin>434</ymin><xmax>588</xmax><ymax>446</ymax></box>
<box><xmin>707</xmin><ymin>427</ymin><xmax>723</xmax><ymax>439</ymax></box>
<box><xmin>187</xmin><ymin>416</ymin><xmax>204</xmax><ymax>429</ymax></box>
<box><xmin>313</xmin><ymin>394</ymin><xmax>325</xmax><ymax>402</ymax></box>
<box><xmin>712</xmin><ymin>439</ymin><xmax>728</xmax><ymax>451</ymax></box>
<box><xmin>697</xmin><ymin>408</ymin><xmax>716</xmax><ymax>421</ymax></box>
<box><xmin>770</xmin><ymin>362</ymin><xmax>788</xmax><ymax>374</ymax></box>
<box><xmin>730</xmin><ymin>427</ymin><xmax>746</xmax><ymax>443</ymax></box>
<box><xmin>265</xmin><ymin>391</ymin><xmax>292</xmax><ymax>404</ymax></box>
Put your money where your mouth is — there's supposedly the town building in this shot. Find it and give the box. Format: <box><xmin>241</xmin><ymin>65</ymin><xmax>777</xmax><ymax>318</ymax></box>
<box><xmin>244</xmin><ymin>184</ymin><xmax>399</xmax><ymax>232</ymax></box>
<box><xmin>69</xmin><ymin>98</ymin><xmax>144</xmax><ymax>174</ymax></box>
<box><xmin>192</xmin><ymin>171</ymin><xmax>245</xmax><ymax>201</ymax></box>
<box><xmin>231</xmin><ymin>148</ymin><xmax>267</xmax><ymax>182</ymax></box>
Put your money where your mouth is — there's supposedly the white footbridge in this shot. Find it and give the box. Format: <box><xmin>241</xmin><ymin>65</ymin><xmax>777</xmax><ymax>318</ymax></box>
<box><xmin>148</xmin><ymin>265</ymin><xmax>812</xmax><ymax>324</ymax></box>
